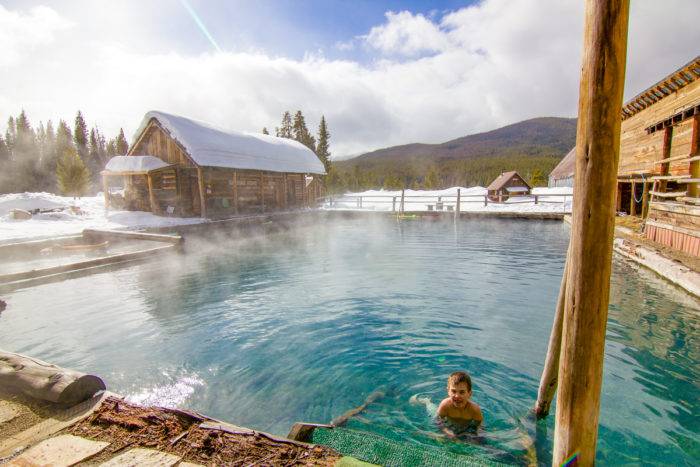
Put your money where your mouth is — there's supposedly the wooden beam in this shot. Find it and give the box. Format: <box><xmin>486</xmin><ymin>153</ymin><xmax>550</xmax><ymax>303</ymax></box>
<box><xmin>232</xmin><ymin>171</ymin><xmax>239</xmax><ymax>214</ymax></box>
<box><xmin>630</xmin><ymin>180</ymin><xmax>636</xmax><ymax>216</ymax></box>
<box><xmin>553</xmin><ymin>1</ymin><xmax>629</xmax><ymax>465</ymax></box>
<box><xmin>689</xmin><ymin>115</ymin><xmax>700</xmax><ymax>198</ymax></box>
<box><xmin>146</xmin><ymin>174</ymin><xmax>158</xmax><ymax>215</ymax></box>
<box><xmin>535</xmin><ymin>248</ymin><xmax>569</xmax><ymax>419</ymax></box>
<box><xmin>197</xmin><ymin>167</ymin><xmax>207</xmax><ymax>219</ymax></box>
<box><xmin>283</xmin><ymin>173</ymin><xmax>288</xmax><ymax>209</ymax></box>
<box><xmin>259</xmin><ymin>172</ymin><xmax>265</xmax><ymax>212</ymax></box>
<box><xmin>641</xmin><ymin>181</ymin><xmax>650</xmax><ymax>218</ymax></box>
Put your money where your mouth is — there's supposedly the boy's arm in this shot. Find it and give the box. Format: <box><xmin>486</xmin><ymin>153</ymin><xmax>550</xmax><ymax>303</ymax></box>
<box><xmin>436</xmin><ymin>400</ymin><xmax>456</xmax><ymax>438</ymax></box>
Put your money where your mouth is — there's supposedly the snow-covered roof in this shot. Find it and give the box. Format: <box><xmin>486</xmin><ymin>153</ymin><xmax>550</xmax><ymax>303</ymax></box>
<box><xmin>505</xmin><ymin>186</ymin><xmax>530</xmax><ymax>193</ymax></box>
<box><xmin>132</xmin><ymin>111</ymin><xmax>325</xmax><ymax>174</ymax></box>
<box><xmin>104</xmin><ymin>155</ymin><xmax>170</xmax><ymax>173</ymax></box>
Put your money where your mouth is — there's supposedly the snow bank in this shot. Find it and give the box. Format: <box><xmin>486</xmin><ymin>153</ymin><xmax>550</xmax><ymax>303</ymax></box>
<box><xmin>323</xmin><ymin>186</ymin><xmax>573</xmax><ymax>214</ymax></box>
<box><xmin>0</xmin><ymin>192</ymin><xmax>205</xmax><ymax>243</ymax></box>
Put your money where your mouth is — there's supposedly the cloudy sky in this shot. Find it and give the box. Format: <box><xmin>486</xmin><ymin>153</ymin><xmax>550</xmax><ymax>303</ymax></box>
<box><xmin>1</xmin><ymin>0</ymin><xmax>699</xmax><ymax>158</ymax></box>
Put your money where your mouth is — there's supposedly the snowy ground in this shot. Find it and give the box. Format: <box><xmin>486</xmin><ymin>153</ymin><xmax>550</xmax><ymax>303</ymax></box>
<box><xmin>0</xmin><ymin>192</ymin><xmax>205</xmax><ymax>243</ymax></box>
<box><xmin>322</xmin><ymin>186</ymin><xmax>573</xmax><ymax>213</ymax></box>
<box><xmin>0</xmin><ymin>187</ymin><xmax>573</xmax><ymax>243</ymax></box>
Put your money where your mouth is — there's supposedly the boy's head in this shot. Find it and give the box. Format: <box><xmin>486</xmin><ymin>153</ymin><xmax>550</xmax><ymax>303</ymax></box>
<box><xmin>447</xmin><ymin>371</ymin><xmax>472</xmax><ymax>408</ymax></box>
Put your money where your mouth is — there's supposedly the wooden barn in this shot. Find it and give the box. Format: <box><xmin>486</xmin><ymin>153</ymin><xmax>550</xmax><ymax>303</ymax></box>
<box><xmin>616</xmin><ymin>56</ymin><xmax>700</xmax><ymax>255</ymax></box>
<box><xmin>548</xmin><ymin>148</ymin><xmax>575</xmax><ymax>188</ymax></box>
<box><xmin>486</xmin><ymin>171</ymin><xmax>531</xmax><ymax>202</ymax></box>
<box><xmin>102</xmin><ymin>111</ymin><xmax>326</xmax><ymax>218</ymax></box>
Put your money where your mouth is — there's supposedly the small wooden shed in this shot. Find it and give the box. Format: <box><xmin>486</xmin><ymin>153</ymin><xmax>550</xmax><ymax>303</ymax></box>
<box><xmin>102</xmin><ymin>111</ymin><xmax>326</xmax><ymax>218</ymax></box>
<box><xmin>486</xmin><ymin>171</ymin><xmax>531</xmax><ymax>202</ymax></box>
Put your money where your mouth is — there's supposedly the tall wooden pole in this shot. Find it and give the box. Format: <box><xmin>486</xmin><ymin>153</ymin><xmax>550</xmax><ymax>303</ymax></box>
<box><xmin>535</xmin><ymin>247</ymin><xmax>569</xmax><ymax>419</ymax></box>
<box><xmin>553</xmin><ymin>1</ymin><xmax>629</xmax><ymax>465</ymax></box>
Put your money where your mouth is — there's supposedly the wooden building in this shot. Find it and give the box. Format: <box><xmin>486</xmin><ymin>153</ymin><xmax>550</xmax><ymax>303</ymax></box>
<box><xmin>486</xmin><ymin>171</ymin><xmax>531</xmax><ymax>202</ymax></box>
<box><xmin>102</xmin><ymin>111</ymin><xmax>326</xmax><ymax>218</ymax></box>
<box><xmin>548</xmin><ymin>148</ymin><xmax>575</xmax><ymax>188</ymax></box>
<box><xmin>617</xmin><ymin>56</ymin><xmax>700</xmax><ymax>255</ymax></box>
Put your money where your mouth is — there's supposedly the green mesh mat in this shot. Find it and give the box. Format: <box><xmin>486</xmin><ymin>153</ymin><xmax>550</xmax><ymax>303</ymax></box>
<box><xmin>311</xmin><ymin>427</ymin><xmax>509</xmax><ymax>467</ymax></box>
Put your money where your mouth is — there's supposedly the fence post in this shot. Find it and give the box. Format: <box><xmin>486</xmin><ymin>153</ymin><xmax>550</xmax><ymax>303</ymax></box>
<box><xmin>400</xmin><ymin>189</ymin><xmax>405</xmax><ymax>213</ymax></box>
<box><xmin>392</xmin><ymin>196</ymin><xmax>396</xmax><ymax>212</ymax></box>
<box><xmin>360</xmin><ymin>196</ymin><xmax>363</xmax><ymax>209</ymax></box>
<box><xmin>484</xmin><ymin>195</ymin><xmax>488</xmax><ymax>207</ymax></box>
<box><xmin>535</xmin><ymin>195</ymin><xmax>539</xmax><ymax>205</ymax></box>
<box><xmin>456</xmin><ymin>189</ymin><xmax>461</xmax><ymax>219</ymax></box>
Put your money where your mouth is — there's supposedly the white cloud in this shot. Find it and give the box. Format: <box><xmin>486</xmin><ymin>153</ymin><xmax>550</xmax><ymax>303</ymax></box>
<box><xmin>364</xmin><ymin>10</ymin><xmax>450</xmax><ymax>57</ymax></box>
<box><xmin>0</xmin><ymin>5</ymin><xmax>73</xmax><ymax>66</ymax></box>
<box><xmin>1</xmin><ymin>1</ymin><xmax>699</xmax><ymax>158</ymax></box>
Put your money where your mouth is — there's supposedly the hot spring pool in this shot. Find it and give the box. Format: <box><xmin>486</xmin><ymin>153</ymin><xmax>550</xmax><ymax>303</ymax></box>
<box><xmin>0</xmin><ymin>216</ymin><xmax>697</xmax><ymax>465</ymax></box>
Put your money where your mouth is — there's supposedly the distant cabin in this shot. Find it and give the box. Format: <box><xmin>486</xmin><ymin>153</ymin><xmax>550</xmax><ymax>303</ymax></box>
<box><xmin>616</xmin><ymin>55</ymin><xmax>700</xmax><ymax>256</ymax></box>
<box><xmin>549</xmin><ymin>148</ymin><xmax>575</xmax><ymax>188</ymax></box>
<box><xmin>102</xmin><ymin>111</ymin><xmax>326</xmax><ymax>218</ymax></box>
<box><xmin>486</xmin><ymin>171</ymin><xmax>531</xmax><ymax>202</ymax></box>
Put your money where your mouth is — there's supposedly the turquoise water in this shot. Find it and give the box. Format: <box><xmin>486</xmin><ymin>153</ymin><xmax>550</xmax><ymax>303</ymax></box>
<box><xmin>0</xmin><ymin>216</ymin><xmax>697</xmax><ymax>465</ymax></box>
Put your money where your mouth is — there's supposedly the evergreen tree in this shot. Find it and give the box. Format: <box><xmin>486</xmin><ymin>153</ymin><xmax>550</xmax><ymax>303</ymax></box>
<box><xmin>424</xmin><ymin>167</ymin><xmax>439</xmax><ymax>189</ymax></box>
<box><xmin>277</xmin><ymin>111</ymin><xmax>293</xmax><ymax>138</ymax></box>
<box><xmin>529</xmin><ymin>168</ymin><xmax>546</xmax><ymax>187</ymax></box>
<box><xmin>106</xmin><ymin>139</ymin><xmax>117</xmax><ymax>157</ymax></box>
<box><xmin>74</xmin><ymin>111</ymin><xmax>88</xmax><ymax>159</ymax></box>
<box><xmin>5</xmin><ymin>117</ymin><xmax>16</xmax><ymax>153</ymax></box>
<box><xmin>261</xmin><ymin>127</ymin><xmax>269</xmax><ymax>135</ymax></box>
<box><xmin>88</xmin><ymin>128</ymin><xmax>102</xmax><ymax>179</ymax></box>
<box><xmin>115</xmin><ymin>128</ymin><xmax>129</xmax><ymax>155</ymax></box>
<box><xmin>316</xmin><ymin>115</ymin><xmax>331</xmax><ymax>173</ymax></box>
<box><xmin>0</xmin><ymin>136</ymin><xmax>8</xmax><ymax>163</ymax></box>
<box><xmin>56</xmin><ymin>147</ymin><xmax>90</xmax><ymax>197</ymax></box>
<box><xmin>14</xmin><ymin>110</ymin><xmax>36</xmax><ymax>155</ymax></box>
<box><xmin>292</xmin><ymin>110</ymin><xmax>315</xmax><ymax>152</ymax></box>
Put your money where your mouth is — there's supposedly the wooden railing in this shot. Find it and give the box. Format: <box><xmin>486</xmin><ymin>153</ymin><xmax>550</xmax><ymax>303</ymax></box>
<box><xmin>320</xmin><ymin>189</ymin><xmax>572</xmax><ymax>212</ymax></box>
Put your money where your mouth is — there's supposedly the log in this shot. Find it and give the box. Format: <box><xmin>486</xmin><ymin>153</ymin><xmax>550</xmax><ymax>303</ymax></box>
<box><xmin>534</xmin><ymin>247</ymin><xmax>569</xmax><ymax>419</ymax></box>
<box><xmin>553</xmin><ymin>0</ymin><xmax>629</xmax><ymax>465</ymax></box>
<box><xmin>0</xmin><ymin>351</ymin><xmax>106</xmax><ymax>406</ymax></box>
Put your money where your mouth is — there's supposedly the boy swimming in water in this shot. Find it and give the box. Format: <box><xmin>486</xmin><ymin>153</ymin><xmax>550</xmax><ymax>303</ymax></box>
<box><xmin>437</xmin><ymin>371</ymin><xmax>483</xmax><ymax>436</ymax></box>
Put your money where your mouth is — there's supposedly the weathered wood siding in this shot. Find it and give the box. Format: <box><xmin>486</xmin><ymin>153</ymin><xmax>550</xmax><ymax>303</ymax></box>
<box><xmin>618</xmin><ymin>79</ymin><xmax>699</xmax><ymax>176</ymax></box>
<box><xmin>129</xmin><ymin>121</ymin><xmax>194</xmax><ymax>167</ymax></box>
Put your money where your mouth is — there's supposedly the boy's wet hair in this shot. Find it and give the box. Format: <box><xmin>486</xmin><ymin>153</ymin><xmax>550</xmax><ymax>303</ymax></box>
<box><xmin>448</xmin><ymin>371</ymin><xmax>472</xmax><ymax>391</ymax></box>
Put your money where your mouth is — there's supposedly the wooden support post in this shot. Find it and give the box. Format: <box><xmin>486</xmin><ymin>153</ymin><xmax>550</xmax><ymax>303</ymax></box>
<box><xmin>484</xmin><ymin>195</ymin><xmax>488</xmax><ymax>207</ymax></box>
<box><xmin>535</xmin><ymin>248</ymin><xmax>569</xmax><ymax>418</ymax></box>
<box><xmin>641</xmin><ymin>182</ymin><xmax>649</xmax><ymax>218</ymax></box>
<box><xmin>535</xmin><ymin>195</ymin><xmax>539</xmax><ymax>205</ymax></box>
<box><xmin>232</xmin><ymin>171</ymin><xmax>239</xmax><ymax>215</ymax></box>
<box><xmin>197</xmin><ymin>167</ymin><xmax>207</xmax><ymax>219</ymax></box>
<box><xmin>146</xmin><ymin>174</ymin><xmax>158</xmax><ymax>215</ymax></box>
<box><xmin>259</xmin><ymin>172</ymin><xmax>265</xmax><ymax>212</ymax></box>
<box><xmin>660</xmin><ymin>127</ymin><xmax>673</xmax><ymax>193</ymax></box>
<box><xmin>689</xmin><ymin>115</ymin><xmax>700</xmax><ymax>198</ymax></box>
<box><xmin>392</xmin><ymin>196</ymin><xmax>396</xmax><ymax>212</ymax></box>
<box><xmin>553</xmin><ymin>1</ymin><xmax>629</xmax><ymax>465</ymax></box>
<box><xmin>102</xmin><ymin>175</ymin><xmax>110</xmax><ymax>211</ymax></box>
<box><xmin>400</xmin><ymin>189</ymin><xmax>405</xmax><ymax>213</ymax></box>
<box><xmin>283</xmin><ymin>173</ymin><xmax>288</xmax><ymax>209</ymax></box>
<box><xmin>455</xmin><ymin>189</ymin><xmax>461</xmax><ymax>219</ymax></box>
<box><xmin>629</xmin><ymin>181</ymin><xmax>636</xmax><ymax>216</ymax></box>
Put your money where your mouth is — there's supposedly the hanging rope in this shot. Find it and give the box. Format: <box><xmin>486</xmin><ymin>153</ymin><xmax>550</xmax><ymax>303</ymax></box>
<box><xmin>633</xmin><ymin>173</ymin><xmax>645</xmax><ymax>204</ymax></box>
